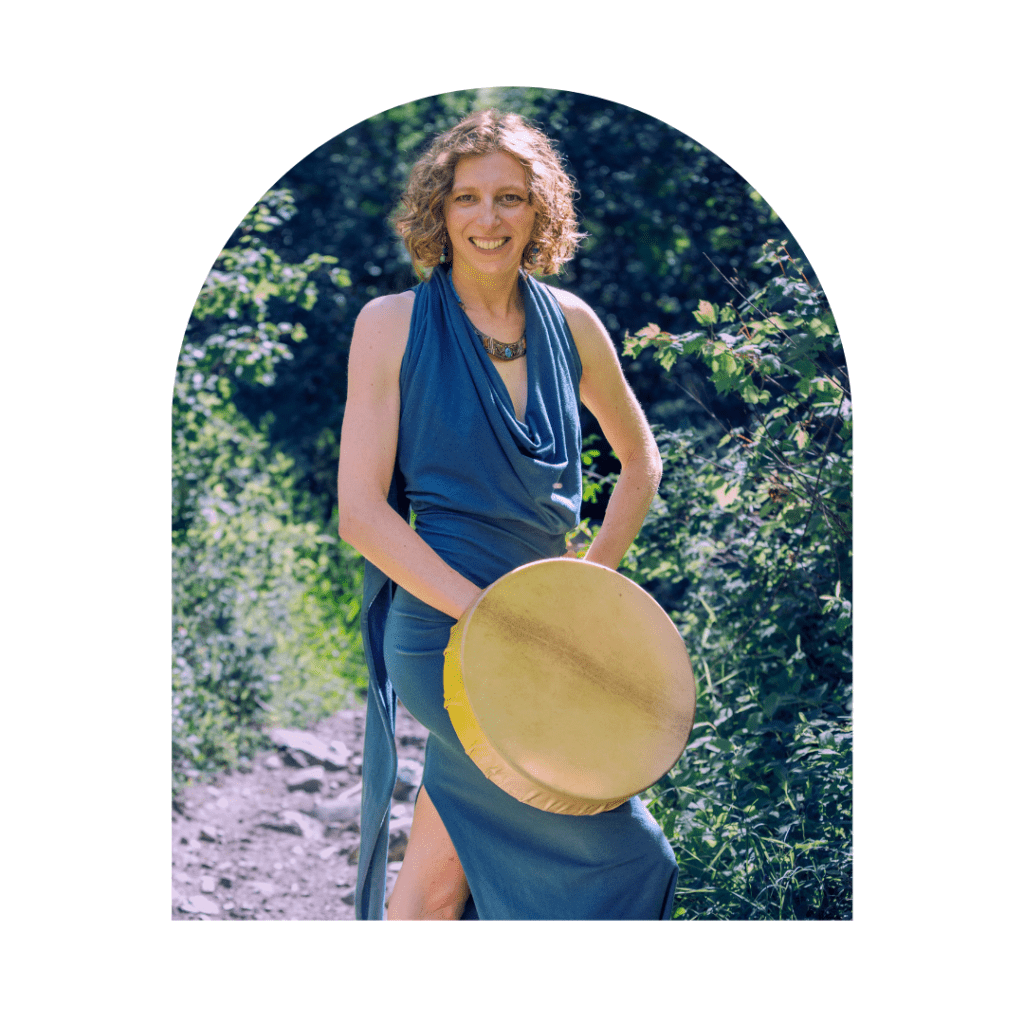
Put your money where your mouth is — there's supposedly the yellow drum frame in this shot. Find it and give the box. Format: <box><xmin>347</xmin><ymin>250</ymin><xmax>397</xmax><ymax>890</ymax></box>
<box><xmin>443</xmin><ymin>558</ymin><xmax>696</xmax><ymax>816</ymax></box>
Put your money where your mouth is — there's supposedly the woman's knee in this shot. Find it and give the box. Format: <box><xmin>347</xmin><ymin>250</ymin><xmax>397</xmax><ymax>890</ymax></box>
<box><xmin>386</xmin><ymin>786</ymin><xmax>470</xmax><ymax>920</ymax></box>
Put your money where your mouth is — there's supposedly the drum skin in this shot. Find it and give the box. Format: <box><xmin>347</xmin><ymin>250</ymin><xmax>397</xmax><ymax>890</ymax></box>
<box><xmin>443</xmin><ymin>558</ymin><xmax>697</xmax><ymax>815</ymax></box>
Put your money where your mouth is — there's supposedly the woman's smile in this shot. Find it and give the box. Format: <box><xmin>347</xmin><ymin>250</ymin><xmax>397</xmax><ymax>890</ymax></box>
<box><xmin>470</xmin><ymin>237</ymin><xmax>510</xmax><ymax>250</ymax></box>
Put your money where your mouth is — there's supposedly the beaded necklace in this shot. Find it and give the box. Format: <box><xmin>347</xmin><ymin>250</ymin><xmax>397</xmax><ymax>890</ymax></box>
<box><xmin>460</xmin><ymin>311</ymin><xmax>527</xmax><ymax>361</ymax></box>
<box><xmin>451</xmin><ymin>275</ymin><xmax>527</xmax><ymax>362</ymax></box>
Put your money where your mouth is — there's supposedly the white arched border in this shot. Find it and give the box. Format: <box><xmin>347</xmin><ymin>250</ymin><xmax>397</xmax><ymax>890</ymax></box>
<box><xmin>155</xmin><ymin>70</ymin><xmax>868</xmax><ymax>937</ymax></box>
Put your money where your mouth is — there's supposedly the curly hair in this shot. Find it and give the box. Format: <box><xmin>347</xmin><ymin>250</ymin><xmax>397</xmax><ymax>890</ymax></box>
<box><xmin>393</xmin><ymin>109</ymin><xmax>585</xmax><ymax>278</ymax></box>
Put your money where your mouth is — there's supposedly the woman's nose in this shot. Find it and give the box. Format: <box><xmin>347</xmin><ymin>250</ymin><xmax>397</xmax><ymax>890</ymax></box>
<box><xmin>476</xmin><ymin>201</ymin><xmax>500</xmax><ymax>226</ymax></box>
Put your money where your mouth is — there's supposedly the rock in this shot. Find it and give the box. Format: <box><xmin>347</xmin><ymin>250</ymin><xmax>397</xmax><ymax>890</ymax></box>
<box><xmin>310</xmin><ymin>783</ymin><xmax>362</xmax><ymax>823</ymax></box>
<box><xmin>291</xmin><ymin>794</ymin><xmax>316</xmax><ymax>815</ymax></box>
<box><xmin>393</xmin><ymin>759</ymin><xmax>423</xmax><ymax>801</ymax></box>
<box><xmin>180</xmin><ymin>895</ymin><xmax>220</xmax><ymax>915</ymax></box>
<box><xmin>286</xmin><ymin>766</ymin><xmax>325</xmax><ymax>793</ymax></box>
<box><xmin>198</xmin><ymin>827</ymin><xmax>220</xmax><ymax>843</ymax></box>
<box><xmin>282</xmin><ymin>749</ymin><xmax>309</xmax><ymax>769</ymax></box>
<box><xmin>311</xmin><ymin>799</ymin><xmax>361</xmax><ymax>824</ymax></box>
<box><xmin>258</xmin><ymin>810</ymin><xmax>322</xmax><ymax>840</ymax></box>
<box><xmin>268</xmin><ymin>728</ymin><xmax>332</xmax><ymax>766</ymax></box>
<box><xmin>218</xmin><ymin>877</ymin><xmax>232</xmax><ymax>889</ymax></box>
<box><xmin>323</xmin><ymin>740</ymin><xmax>351</xmax><ymax>771</ymax></box>
<box><xmin>318</xmin><ymin>845</ymin><xmax>341</xmax><ymax>861</ymax></box>
<box><xmin>200</xmin><ymin>876</ymin><xmax>216</xmax><ymax>893</ymax></box>
<box><xmin>265</xmin><ymin>754</ymin><xmax>283</xmax><ymax>770</ymax></box>
<box><xmin>258</xmin><ymin>817</ymin><xmax>301</xmax><ymax>836</ymax></box>
<box><xmin>341</xmin><ymin>890</ymin><xmax>356</xmax><ymax>905</ymax></box>
<box><xmin>324</xmin><ymin>820</ymin><xmax>358</xmax><ymax>839</ymax></box>
<box><xmin>250</xmin><ymin>881</ymin><xmax>276</xmax><ymax>897</ymax></box>
<box><xmin>347</xmin><ymin>845</ymin><xmax>361</xmax><ymax>865</ymax></box>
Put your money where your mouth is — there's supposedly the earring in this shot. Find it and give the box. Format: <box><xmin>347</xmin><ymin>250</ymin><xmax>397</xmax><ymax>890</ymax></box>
<box><xmin>528</xmin><ymin>245</ymin><xmax>540</xmax><ymax>264</ymax></box>
<box><xmin>440</xmin><ymin>238</ymin><xmax>449</xmax><ymax>264</ymax></box>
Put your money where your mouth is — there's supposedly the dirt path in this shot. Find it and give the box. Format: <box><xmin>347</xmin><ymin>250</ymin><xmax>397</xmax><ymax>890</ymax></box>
<box><xmin>171</xmin><ymin>701</ymin><xmax>427</xmax><ymax>921</ymax></box>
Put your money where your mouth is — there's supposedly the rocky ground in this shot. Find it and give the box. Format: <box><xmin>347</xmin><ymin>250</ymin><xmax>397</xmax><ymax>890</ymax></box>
<box><xmin>171</xmin><ymin>701</ymin><xmax>428</xmax><ymax>921</ymax></box>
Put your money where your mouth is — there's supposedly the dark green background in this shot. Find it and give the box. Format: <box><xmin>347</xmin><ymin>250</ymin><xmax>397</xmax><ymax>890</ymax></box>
<box><xmin>9</xmin><ymin>0</ymin><xmax>1007</xmax><ymax>1015</ymax></box>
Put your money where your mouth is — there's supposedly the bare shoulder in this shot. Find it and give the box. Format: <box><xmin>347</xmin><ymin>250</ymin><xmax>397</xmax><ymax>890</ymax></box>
<box><xmin>350</xmin><ymin>290</ymin><xmax>416</xmax><ymax>371</ymax></box>
<box><xmin>549</xmin><ymin>285</ymin><xmax>600</xmax><ymax>330</ymax></box>
<box><xmin>354</xmin><ymin>290</ymin><xmax>416</xmax><ymax>340</ymax></box>
<box><xmin>548</xmin><ymin>285</ymin><xmax>614</xmax><ymax>360</ymax></box>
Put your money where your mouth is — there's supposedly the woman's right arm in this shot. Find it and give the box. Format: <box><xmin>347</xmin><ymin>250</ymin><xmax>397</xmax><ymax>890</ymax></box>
<box><xmin>336</xmin><ymin>294</ymin><xmax>483</xmax><ymax>621</ymax></box>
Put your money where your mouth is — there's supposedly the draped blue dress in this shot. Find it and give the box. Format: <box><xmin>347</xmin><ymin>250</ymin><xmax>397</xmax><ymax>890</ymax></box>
<box><xmin>354</xmin><ymin>267</ymin><xmax>678</xmax><ymax>920</ymax></box>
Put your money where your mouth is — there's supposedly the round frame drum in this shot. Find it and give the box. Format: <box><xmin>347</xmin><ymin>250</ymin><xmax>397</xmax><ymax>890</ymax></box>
<box><xmin>443</xmin><ymin>558</ymin><xmax>697</xmax><ymax>815</ymax></box>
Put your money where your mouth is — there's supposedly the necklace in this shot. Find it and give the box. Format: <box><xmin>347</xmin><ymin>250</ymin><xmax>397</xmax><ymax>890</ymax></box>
<box><xmin>458</xmin><ymin>304</ymin><xmax>527</xmax><ymax>361</ymax></box>
<box><xmin>449</xmin><ymin>274</ymin><xmax>527</xmax><ymax>361</ymax></box>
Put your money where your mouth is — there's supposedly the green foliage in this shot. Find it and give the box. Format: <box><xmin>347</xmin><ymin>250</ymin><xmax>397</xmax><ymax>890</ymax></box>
<box><xmin>624</xmin><ymin>242</ymin><xmax>852</xmax><ymax>919</ymax></box>
<box><xmin>179</xmin><ymin>189</ymin><xmax>340</xmax><ymax>402</ymax></box>
<box><xmin>172</xmin><ymin>190</ymin><xmax>362</xmax><ymax>793</ymax></box>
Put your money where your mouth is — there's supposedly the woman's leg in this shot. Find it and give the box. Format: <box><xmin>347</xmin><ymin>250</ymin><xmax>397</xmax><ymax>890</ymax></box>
<box><xmin>386</xmin><ymin>785</ymin><xmax>470</xmax><ymax>920</ymax></box>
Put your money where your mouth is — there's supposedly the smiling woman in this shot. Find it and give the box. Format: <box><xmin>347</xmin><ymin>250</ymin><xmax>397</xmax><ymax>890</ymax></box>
<box><xmin>393</xmin><ymin>110</ymin><xmax>584</xmax><ymax>278</ymax></box>
<box><xmin>446</xmin><ymin>152</ymin><xmax>535</xmax><ymax>274</ymax></box>
<box><xmin>336</xmin><ymin>109</ymin><xmax>672</xmax><ymax>921</ymax></box>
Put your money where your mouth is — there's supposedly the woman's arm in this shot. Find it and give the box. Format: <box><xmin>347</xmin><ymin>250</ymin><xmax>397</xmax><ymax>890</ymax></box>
<box><xmin>336</xmin><ymin>293</ymin><xmax>483</xmax><ymax>620</ymax></box>
<box><xmin>555</xmin><ymin>289</ymin><xmax>662</xmax><ymax>570</ymax></box>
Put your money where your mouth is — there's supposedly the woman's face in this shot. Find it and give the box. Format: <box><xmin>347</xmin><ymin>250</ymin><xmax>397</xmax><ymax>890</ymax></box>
<box><xmin>444</xmin><ymin>151</ymin><xmax>537</xmax><ymax>276</ymax></box>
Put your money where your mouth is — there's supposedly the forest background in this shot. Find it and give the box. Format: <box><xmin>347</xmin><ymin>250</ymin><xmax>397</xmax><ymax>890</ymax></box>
<box><xmin>172</xmin><ymin>87</ymin><xmax>852</xmax><ymax>920</ymax></box>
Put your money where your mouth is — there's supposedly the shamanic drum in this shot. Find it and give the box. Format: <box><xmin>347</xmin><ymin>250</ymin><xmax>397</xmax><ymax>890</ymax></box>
<box><xmin>443</xmin><ymin>558</ymin><xmax>696</xmax><ymax>815</ymax></box>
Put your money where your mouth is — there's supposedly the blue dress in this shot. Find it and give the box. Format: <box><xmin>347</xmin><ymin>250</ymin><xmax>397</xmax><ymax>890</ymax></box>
<box><xmin>354</xmin><ymin>267</ymin><xmax>678</xmax><ymax>920</ymax></box>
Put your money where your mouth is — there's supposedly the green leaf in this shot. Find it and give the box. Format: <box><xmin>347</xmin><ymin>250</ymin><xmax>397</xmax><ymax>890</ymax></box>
<box><xmin>656</xmin><ymin>348</ymin><xmax>679</xmax><ymax>371</ymax></box>
<box><xmin>740</xmin><ymin>381</ymin><xmax>763</xmax><ymax>405</ymax></box>
<box><xmin>693</xmin><ymin>300</ymin><xmax>717</xmax><ymax>327</ymax></box>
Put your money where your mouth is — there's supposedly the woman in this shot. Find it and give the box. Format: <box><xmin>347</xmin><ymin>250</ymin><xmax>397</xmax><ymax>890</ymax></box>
<box><xmin>337</xmin><ymin>109</ymin><xmax>677</xmax><ymax>920</ymax></box>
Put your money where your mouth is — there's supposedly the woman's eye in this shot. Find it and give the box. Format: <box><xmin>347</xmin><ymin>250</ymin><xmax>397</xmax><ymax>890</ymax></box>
<box><xmin>502</xmin><ymin>194</ymin><xmax>524</xmax><ymax>204</ymax></box>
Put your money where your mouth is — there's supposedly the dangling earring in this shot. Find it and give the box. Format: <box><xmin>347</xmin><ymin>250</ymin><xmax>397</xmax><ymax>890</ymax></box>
<box><xmin>440</xmin><ymin>237</ymin><xmax>449</xmax><ymax>264</ymax></box>
<box><xmin>527</xmin><ymin>244</ymin><xmax>540</xmax><ymax>265</ymax></box>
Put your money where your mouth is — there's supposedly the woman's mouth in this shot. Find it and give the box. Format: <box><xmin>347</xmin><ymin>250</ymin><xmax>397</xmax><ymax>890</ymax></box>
<box><xmin>470</xmin><ymin>238</ymin><xmax>510</xmax><ymax>251</ymax></box>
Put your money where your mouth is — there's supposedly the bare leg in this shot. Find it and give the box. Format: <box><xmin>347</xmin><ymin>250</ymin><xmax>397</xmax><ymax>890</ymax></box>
<box><xmin>386</xmin><ymin>785</ymin><xmax>470</xmax><ymax>920</ymax></box>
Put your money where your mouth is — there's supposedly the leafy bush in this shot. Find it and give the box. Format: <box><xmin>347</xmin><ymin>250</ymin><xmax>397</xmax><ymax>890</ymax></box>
<box><xmin>172</xmin><ymin>192</ymin><xmax>363</xmax><ymax>793</ymax></box>
<box><xmin>624</xmin><ymin>241</ymin><xmax>852</xmax><ymax>919</ymax></box>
